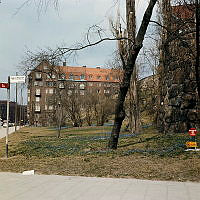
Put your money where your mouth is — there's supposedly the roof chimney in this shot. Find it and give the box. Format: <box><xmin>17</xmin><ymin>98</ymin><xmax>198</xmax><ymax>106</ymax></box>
<box><xmin>63</xmin><ymin>61</ymin><xmax>66</xmax><ymax>66</ymax></box>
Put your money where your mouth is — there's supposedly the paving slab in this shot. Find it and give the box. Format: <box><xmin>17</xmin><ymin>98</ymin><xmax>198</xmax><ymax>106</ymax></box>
<box><xmin>0</xmin><ymin>172</ymin><xmax>200</xmax><ymax>200</ymax></box>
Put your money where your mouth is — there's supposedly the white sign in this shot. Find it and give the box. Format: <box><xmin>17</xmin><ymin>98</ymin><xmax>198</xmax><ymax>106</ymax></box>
<box><xmin>10</xmin><ymin>76</ymin><xmax>26</xmax><ymax>83</ymax></box>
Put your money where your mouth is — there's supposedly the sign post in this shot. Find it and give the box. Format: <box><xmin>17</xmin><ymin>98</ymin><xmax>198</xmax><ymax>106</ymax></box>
<box><xmin>6</xmin><ymin>77</ymin><xmax>10</xmax><ymax>158</ymax></box>
<box><xmin>10</xmin><ymin>76</ymin><xmax>25</xmax><ymax>84</ymax></box>
<box><xmin>1</xmin><ymin>75</ymin><xmax>25</xmax><ymax>158</ymax></box>
<box><xmin>186</xmin><ymin>128</ymin><xmax>199</xmax><ymax>151</ymax></box>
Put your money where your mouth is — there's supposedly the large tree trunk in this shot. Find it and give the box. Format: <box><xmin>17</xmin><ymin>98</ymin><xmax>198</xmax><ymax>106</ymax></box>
<box><xmin>108</xmin><ymin>0</ymin><xmax>158</xmax><ymax>149</ymax></box>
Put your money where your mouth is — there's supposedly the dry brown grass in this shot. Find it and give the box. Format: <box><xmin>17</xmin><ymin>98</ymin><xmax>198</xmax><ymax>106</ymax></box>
<box><xmin>0</xmin><ymin>126</ymin><xmax>200</xmax><ymax>182</ymax></box>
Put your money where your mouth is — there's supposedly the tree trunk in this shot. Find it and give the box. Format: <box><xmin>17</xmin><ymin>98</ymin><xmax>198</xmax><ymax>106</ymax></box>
<box><xmin>108</xmin><ymin>0</ymin><xmax>158</xmax><ymax>149</ymax></box>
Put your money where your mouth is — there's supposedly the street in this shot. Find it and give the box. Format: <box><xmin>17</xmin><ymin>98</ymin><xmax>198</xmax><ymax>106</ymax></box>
<box><xmin>0</xmin><ymin>126</ymin><xmax>20</xmax><ymax>139</ymax></box>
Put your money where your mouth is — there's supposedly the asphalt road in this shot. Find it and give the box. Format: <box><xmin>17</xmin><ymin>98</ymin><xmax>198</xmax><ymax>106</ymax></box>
<box><xmin>0</xmin><ymin>126</ymin><xmax>20</xmax><ymax>139</ymax></box>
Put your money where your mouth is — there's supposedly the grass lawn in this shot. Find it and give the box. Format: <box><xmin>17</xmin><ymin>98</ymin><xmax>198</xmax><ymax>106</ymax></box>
<box><xmin>0</xmin><ymin>125</ymin><xmax>200</xmax><ymax>182</ymax></box>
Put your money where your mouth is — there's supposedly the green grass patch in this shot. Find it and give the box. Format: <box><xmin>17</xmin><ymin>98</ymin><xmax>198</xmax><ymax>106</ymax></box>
<box><xmin>0</xmin><ymin>125</ymin><xmax>200</xmax><ymax>182</ymax></box>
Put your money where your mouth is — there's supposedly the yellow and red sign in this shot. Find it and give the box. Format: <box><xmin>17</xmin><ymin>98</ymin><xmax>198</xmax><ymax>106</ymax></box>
<box><xmin>186</xmin><ymin>141</ymin><xmax>198</xmax><ymax>148</ymax></box>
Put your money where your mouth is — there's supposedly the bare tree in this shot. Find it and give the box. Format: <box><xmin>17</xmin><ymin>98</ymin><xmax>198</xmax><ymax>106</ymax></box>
<box><xmin>108</xmin><ymin>0</ymin><xmax>158</xmax><ymax>149</ymax></box>
<box><xmin>20</xmin><ymin>0</ymin><xmax>158</xmax><ymax>148</ymax></box>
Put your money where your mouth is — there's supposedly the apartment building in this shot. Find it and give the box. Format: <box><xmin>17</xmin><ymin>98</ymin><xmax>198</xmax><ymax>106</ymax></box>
<box><xmin>27</xmin><ymin>61</ymin><xmax>121</xmax><ymax>126</ymax></box>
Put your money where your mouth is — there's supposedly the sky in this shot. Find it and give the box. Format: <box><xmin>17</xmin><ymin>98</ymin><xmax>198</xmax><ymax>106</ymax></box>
<box><xmin>0</xmin><ymin>0</ymin><xmax>150</xmax><ymax>102</ymax></box>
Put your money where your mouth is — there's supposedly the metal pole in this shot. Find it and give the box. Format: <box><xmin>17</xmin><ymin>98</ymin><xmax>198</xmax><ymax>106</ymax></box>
<box><xmin>15</xmin><ymin>72</ymin><xmax>18</xmax><ymax>131</ymax></box>
<box><xmin>19</xmin><ymin>87</ymin><xmax>22</xmax><ymax>127</ymax></box>
<box><xmin>6</xmin><ymin>76</ymin><xmax>10</xmax><ymax>158</ymax></box>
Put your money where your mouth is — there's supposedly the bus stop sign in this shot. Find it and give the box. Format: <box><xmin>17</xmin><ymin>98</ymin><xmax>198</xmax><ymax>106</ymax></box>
<box><xmin>189</xmin><ymin>128</ymin><xmax>197</xmax><ymax>136</ymax></box>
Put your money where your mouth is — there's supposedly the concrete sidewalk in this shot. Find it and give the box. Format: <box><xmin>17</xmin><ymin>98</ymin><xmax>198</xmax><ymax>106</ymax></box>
<box><xmin>0</xmin><ymin>172</ymin><xmax>199</xmax><ymax>200</ymax></box>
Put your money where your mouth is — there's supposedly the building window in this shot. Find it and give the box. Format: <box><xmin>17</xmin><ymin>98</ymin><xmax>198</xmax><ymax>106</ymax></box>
<box><xmin>59</xmin><ymin>82</ymin><xmax>65</xmax><ymax>89</ymax></box>
<box><xmin>27</xmin><ymin>89</ymin><xmax>30</xmax><ymax>93</ymax></box>
<box><xmin>38</xmin><ymin>81</ymin><xmax>43</xmax><ymax>86</ymax></box>
<box><xmin>27</xmin><ymin>96</ymin><xmax>30</xmax><ymax>102</ymax></box>
<box><xmin>46</xmin><ymin>89</ymin><xmax>49</xmax><ymax>94</ymax></box>
<box><xmin>98</xmin><ymin>83</ymin><xmax>101</xmax><ymax>87</ymax></box>
<box><xmin>59</xmin><ymin>73</ymin><xmax>66</xmax><ymax>79</ymax></box>
<box><xmin>89</xmin><ymin>82</ymin><xmax>93</xmax><ymax>86</ymax></box>
<box><xmin>35</xmin><ymin>72</ymin><xmax>42</xmax><ymax>79</ymax></box>
<box><xmin>52</xmin><ymin>74</ymin><xmax>56</xmax><ymax>79</ymax></box>
<box><xmin>36</xmin><ymin>97</ymin><xmax>40</xmax><ymax>102</ymax></box>
<box><xmin>69</xmin><ymin>74</ymin><xmax>74</xmax><ymax>80</ymax></box>
<box><xmin>45</xmin><ymin>105</ymin><xmax>48</xmax><ymax>110</ymax></box>
<box><xmin>36</xmin><ymin>89</ymin><xmax>40</xmax><ymax>95</ymax></box>
<box><xmin>46</xmin><ymin>81</ymin><xmax>54</xmax><ymax>87</ymax></box>
<box><xmin>97</xmin><ymin>89</ymin><xmax>100</xmax><ymax>94</ymax></box>
<box><xmin>80</xmin><ymin>74</ymin><xmax>85</xmax><ymax>80</ymax></box>
<box><xmin>80</xmin><ymin>90</ymin><xmax>85</xmax><ymax>95</ymax></box>
<box><xmin>80</xmin><ymin>84</ymin><xmax>85</xmax><ymax>90</ymax></box>
<box><xmin>34</xmin><ymin>81</ymin><xmax>38</xmax><ymax>86</ymax></box>
<box><xmin>104</xmin><ymin>89</ymin><xmax>110</xmax><ymax>94</ymax></box>
<box><xmin>49</xmin><ymin>105</ymin><xmax>53</xmax><ymax>110</ymax></box>
<box><xmin>97</xmin><ymin>76</ymin><xmax>101</xmax><ymax>80</ymax></box>
<box><xmin>35</xmin><ymin>104</ymin><xmax>40</xmax><ymax>112</ymax></box>
<box><xmin>49</xmin><ymin>88</ymin><xmax>54</xmax><ymax>94</ymax></box>
<box><xmin>106</xmin><ymin>75</ymin><xmax>110</xmax><ymax>80</ymax></box>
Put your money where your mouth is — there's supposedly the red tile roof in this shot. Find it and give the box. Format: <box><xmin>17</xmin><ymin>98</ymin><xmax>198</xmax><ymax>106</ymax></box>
<box><xmin>59</xmin><ymin>66</ymin><xmax>122</xmax><ymax>82</ymax></box>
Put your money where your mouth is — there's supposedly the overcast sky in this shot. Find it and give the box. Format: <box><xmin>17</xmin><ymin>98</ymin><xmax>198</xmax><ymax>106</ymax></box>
<box><xmin>0</xmin><ymin>0</ymin><xmax>149</xmax><ymax>101</ymax></box>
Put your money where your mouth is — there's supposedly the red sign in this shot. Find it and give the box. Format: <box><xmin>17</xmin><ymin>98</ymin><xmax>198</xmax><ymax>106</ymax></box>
<box><xmin>189</xmin><ymin>128</ymin><xmax>197</xmax><ymax>136</ymax></box>
<box><xmin>0</xmin><ymin>83</ymin><xmax>9</xmax><ymax>88</ymax></box>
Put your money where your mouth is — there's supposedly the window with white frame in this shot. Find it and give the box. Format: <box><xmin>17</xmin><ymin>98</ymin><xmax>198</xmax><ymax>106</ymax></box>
<box><xmin>49</xmin><ymin>105</ymin><xmax>53</xmax><ymax>110</ymax></box>
<box><xmin>46</xmin><ymin>89</ymin><xmax>49</xmax><ymax>94</ymax></box>
<box><xmin>27</xmin><ymin>89</ymin><xmax>30</xmax><ymax>93</ymax></box>
<box><xmin>59</xmin><ymin>82</ymin><xmax>65</xmax><ymax>89</ymax></box>
<box><xmin>34</xmin><ymin>81</ymin><xmax>38</xmax><ymax>86</ymax></box>
<box><xmin>35</xmin><ymin>97</ymin><xmax>40</xmax><ymax>102</ymax></box>
<box><xmin>80</xmin><ymin>84</ymin><xmax>85</xmax><ymax>90</ymax></box>
<box><xmin>38</xmin><ymin>81</ymin><xmax>43</xmax><ymax>86</ymax></box>
<box><xmin>49</xmin><ymin>88</ymin><xmax>54</xmax><ymax>94</ymax></box>
<box><xmin>104</xmin><ymin>89</ymin><xmax>110</xmax><ymax>94</ymax></box>
<box><xmin>36</xmin><ymin>89</ymin><xmax>40</xmax><ymax>95</ymax></box>
<box><xmin>45</xmin><ymin>104</ymin><xmax>48</xmax><ymax>110</ymax></box>
<box><xmin>52</xmin><ymin>74</ymin><xmax>56</xmax><ymax>79</ymax></box>
<box><xmin>27</xmin><ymin>96</ymin><xmax>30</xmax><ymax>102</ymax></box>
<box><xmin>35</xmin><ymin>103</ymin><xmax>40</xmax><ymax>111</ymax></box>
<box><xmin>35</xmin><ymin>72</ymin><xmax>42</xmax><ymax>79</ymax></box>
